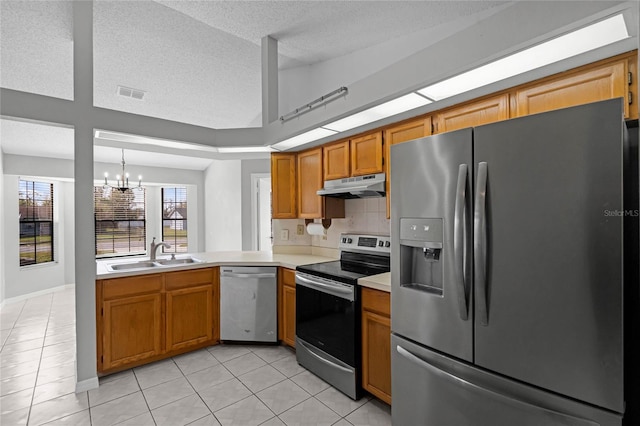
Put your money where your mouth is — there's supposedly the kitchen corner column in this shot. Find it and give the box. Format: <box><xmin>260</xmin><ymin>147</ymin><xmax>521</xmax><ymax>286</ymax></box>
<box><xmin>261</xmin><ymin>35</ymin><xmax>279</xmax><ymax>126</ymax></box>
<box><xmin>73</xmin><ymin>0</ymin><xmax>98</xmax><ymax>393</ymax></box>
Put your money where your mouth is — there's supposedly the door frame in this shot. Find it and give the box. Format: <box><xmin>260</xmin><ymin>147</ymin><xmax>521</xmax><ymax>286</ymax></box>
<box><xmin>250</xmin><ymin>173</ymin><xmax>271</xmax><ymax>251</ymax></box>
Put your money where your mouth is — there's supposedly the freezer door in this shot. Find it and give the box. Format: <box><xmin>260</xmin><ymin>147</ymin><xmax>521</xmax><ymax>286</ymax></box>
<box><xmin>473</xmin><ymin>99</ymin><xmax>624</xmax><ymax>412</ymax></box>
<box><xmin>391</xmin><ymin>334</ymin><xmax>622</xmax><ymax>426</ymax></box>
<box><xmin>390</xmin><ymin>129</ymin><xmax>473</xmax><ymax>362</ymax></box>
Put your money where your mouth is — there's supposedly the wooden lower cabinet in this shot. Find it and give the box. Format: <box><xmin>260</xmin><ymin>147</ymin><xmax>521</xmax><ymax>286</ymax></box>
<box><xmin>361</xmin><ymin>287</ymin><xmax>392</xmax><ymax>404</ymax></box>
<box><xmin>102</xmin><ymin>293</ymin><xmax>163</xmax><ymax>370</ymax></box>
<box><xmin>97</xmin><ymin>267</ymin><xmax>219</xmax><ymax>374</ymax></box>
<box><xmin>278</xmin><ymin>268</ymin><xmax>296</xmax><ymax>348</ymax></box>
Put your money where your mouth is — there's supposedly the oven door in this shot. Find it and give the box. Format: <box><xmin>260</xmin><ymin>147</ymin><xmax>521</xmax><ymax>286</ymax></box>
<box><xmin>295</xmin><ymin>272</ymin><xmax>358</xmax><ymax>367</ymax></box>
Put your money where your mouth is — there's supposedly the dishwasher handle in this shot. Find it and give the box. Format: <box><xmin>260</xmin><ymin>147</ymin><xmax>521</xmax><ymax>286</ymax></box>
<box><xmin>220</xmin><ymin>272</ymin><xmax>277</xmax><ymax>279</ymax></box>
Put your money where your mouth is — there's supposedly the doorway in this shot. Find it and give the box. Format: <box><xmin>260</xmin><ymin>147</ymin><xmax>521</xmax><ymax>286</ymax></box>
<box><xmin>251</xmin><ymin>173</ymin><xmax>272</xmax><ymax>251</ymax></box>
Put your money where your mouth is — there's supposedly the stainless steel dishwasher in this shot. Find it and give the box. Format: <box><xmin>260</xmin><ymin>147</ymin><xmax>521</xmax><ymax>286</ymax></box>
<box><xmin>219</xmin><ymin>266</ymin><xmax>277</xmax><ymax>342</ymax></box>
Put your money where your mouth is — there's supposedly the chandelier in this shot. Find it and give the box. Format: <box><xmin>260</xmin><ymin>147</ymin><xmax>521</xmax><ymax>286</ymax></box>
<box><xmin>103</xmin><ymin>149</ymin><xmax>142</xmax><ymax>192</ymax></box>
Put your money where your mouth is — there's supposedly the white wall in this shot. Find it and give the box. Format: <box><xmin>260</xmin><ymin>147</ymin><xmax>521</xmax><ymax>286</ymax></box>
<box><xmin>1</xmin><ymin>154</ymin><xmax>206</xmax><ymax>299</ymax></box>
<box><xmin>204</xmin><ymin>159</ymin><xmax>242</xmax><ymax>251</ymax></box>
<box><xmin>2</xmin><ymin>176</ymin><xmax>72</xmax><ymax>299</ymax></box>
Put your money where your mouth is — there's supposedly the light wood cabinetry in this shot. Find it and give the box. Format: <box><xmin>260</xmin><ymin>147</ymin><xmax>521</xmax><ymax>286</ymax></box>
<box><xmin>361</xmin><ymin>287</ymin><xmax>391</xmax><ymax>404</ymax></box>
<box><xmin>298</xmin><ymin>148</ymin><xmax>345</xmax><ymax>219</ymax></box>
<box><xmin>271</xmin><ymin>153</ymin><xmax>297</xmax><ymax>219</ymax></box>
<box><xmin>323</xmin><ymin>140</ymin><xmax>350</xmax><ymax>180</ymax></box>
<box><xmin>435</xmin><ymin>94</ymin><xmax>510</xmax><ymax>133</ymax></box>
<box><xmin>97</xmin><ymin>267</ymin><xmax>219</xmax><ymax>374</ymax></box>
<box><xmin>516</xmin><ymin>58</ymin><xmax>630</xmax><ymax>118</ymax></box>
<box><xmin>165</xmin><ymin>269</ymin><xmax>218</xmax><ymax>352</ymax></box>
<box><xmin>384</xmin><ymin>117</ymin><xmax>432</xmax><ymax>218</ymax></box>
<box><xmin>350</xmin><ymin>132</ymin><xmax>384</xmax><ymax>176</ymax></box>
<box><xmin>278</xmin><ymin>268</ymin><xmax>296</xmax><ymax>348</ymax></box>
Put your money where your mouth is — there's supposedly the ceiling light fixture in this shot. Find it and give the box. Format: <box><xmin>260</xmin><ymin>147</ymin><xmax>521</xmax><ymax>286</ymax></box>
<box><xmin>418</xmin><ymin>13</ymin><xmax>629</xmax><ymax>101</ymax></box>
<box><xmin>323</xmin><ymin>93</ymin><xmax>432</xmax><ymax>132</ymax></box>
<box><xmin>280</xmin><ymin>87</ymin><xmax>348</xmax><ymax>122</ymax></box>
<box><xmin>103</xmin><ymin>149</ymin><xmax>142</xmax><ymax>192</ymax></box>
<box><xmin>271</xmin><ymin>127</ymin><xmax>338</xmax><ymax>151</ymax></box>
<box><xmin>217</xmin><ymin>146</ymin><xmax>275</xmax><ymax>153</ymax></box>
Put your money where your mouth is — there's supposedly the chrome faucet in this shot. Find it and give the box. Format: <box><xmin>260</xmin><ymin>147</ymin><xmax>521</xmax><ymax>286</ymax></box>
<box><xmin>150</xmin><ymin>237</ymin><xmax>171</xmax><ymax>260</ymax></box>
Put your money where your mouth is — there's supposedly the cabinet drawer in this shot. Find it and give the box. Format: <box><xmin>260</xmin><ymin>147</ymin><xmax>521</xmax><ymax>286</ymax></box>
<box><xmin>165</xmin><ymin>268</ymin><xmax>213</xmax><ymax>290</ymax></box>
<box><xmin>281</xmin><ymin>268</ymin><xmax>296</xmax><ymax>287</ymax></box>
<box><xmin>102</xmin><ymin>274</ymin><xmax>163</xmax><ymax>300</ymax></box>
<box><xmin>362</xmin><ymin>287</ymin><xmax>390</xmax><ymax>316</ymax></box>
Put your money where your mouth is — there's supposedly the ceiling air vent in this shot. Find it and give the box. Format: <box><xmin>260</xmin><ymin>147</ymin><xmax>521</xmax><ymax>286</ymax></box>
<box><xmin>117</xmin><ymin>85</ymin><xmax>146</xmax><ymax>101</ymax></box>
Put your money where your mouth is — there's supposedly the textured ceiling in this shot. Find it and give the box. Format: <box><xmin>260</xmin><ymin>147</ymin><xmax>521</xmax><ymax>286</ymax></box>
<box><xmin>1</xmin><ymin>0</ymin><xmax>508</xmax><ymax>131</ymax></box>
<box><xmin>158</xmin><ymin>1</ymin><xmax>508</xmax><ymax>67</ymax></box>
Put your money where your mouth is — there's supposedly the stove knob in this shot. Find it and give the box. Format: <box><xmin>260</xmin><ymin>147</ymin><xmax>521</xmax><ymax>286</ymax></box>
<box><xmin>378</xmin><ymin>241</ymin><xmax>384</xmax><ymax>247</ymax></box>
<box><xmin>347</xmin><ymin>238</ymin><xmax>353</xmax><ymax>244</ymax></box>
<box><xmin>341</xmin><ymin>237</ymin><xmax>347</xmax><ymax>243</ymax></box>
<box><xmin>385</xmin><ymin>241</ymin><xmax>391</xmax><ymax>247</ymax></box>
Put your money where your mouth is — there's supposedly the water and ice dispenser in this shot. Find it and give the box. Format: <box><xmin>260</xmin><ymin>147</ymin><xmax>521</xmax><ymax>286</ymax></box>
<box><xmin>399</xmin><ymin>218</ymin><xmax>444</xmax><ymax>295</ymax></box>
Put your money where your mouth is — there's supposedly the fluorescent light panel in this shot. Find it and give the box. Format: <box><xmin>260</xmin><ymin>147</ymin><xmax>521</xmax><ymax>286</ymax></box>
<box><xmin>323</xmin><ymin>93</ymin><xmax>432</xmax><ymax>132</ymax></box>
<box><xmin>418</xmin><ymin>14</ymin><xmax>629</xmax><ymax>101</ymax></box>
<box><xmin>272</xmin><ymin>127</ymin><xmax>338</xmax><ymax>151</ymax></box>
<box><xmin>217</xmin><ymin>146</ymin><xmax>275</xmax><ymax>153</ymax></box>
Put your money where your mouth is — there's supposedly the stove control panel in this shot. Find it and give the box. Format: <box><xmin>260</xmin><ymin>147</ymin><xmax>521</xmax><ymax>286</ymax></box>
<box><xmin>339</xmin><ymin>233</ymin><xmax>391</xmax><ymax>254</ymax></box>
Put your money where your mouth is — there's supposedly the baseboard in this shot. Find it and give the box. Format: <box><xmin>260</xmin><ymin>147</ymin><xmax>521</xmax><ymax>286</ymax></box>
<box><xmin>1</xmin><ymin>283</ymin><xmax>74</xmax><ymax>307</ymax></box>
<box><xmin>75</xmin><ymin>376</ymin><xmax>99</xmax><ymax>393</ymax></box>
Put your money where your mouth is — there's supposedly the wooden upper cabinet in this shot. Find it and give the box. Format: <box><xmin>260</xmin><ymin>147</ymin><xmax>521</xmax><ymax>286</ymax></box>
<box><xmin>516</xmin><ymin>59</ymin><xmax>629</xmax><ymax>118</ymax></box>
<box><xmin>384</xmin><ymin>117</ymin><xmax>432</xmax><ymax>218</ymax></box>
<box><xmin>351</xmin><ymin>132</ymin><xmax>384</xmax><ymax>176</ymax></box>
<box><xmin>323</xmin><ymin>140</ymin><xmax>350</xmax><ymax>180</ymax></box>
<box><xmin>436</xmin><ymin>94</ymin><xmax>510</xmax><ymax>133</ymax></box>
<box><xmin>297</xmin><ymin>148</ymin><xmax>323</xmax><ymax>218</ymax></box>
<box><xmin>271</xmin><ymin>153</ymin><xmax>297</xmax><ymax>219</ymax></box>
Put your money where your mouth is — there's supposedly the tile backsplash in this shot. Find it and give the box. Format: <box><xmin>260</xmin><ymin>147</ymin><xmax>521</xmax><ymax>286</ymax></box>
<box><xmin>272</xmin><ymin>197</ymin><xmax>390</xmax><ymax>251</ymax></box>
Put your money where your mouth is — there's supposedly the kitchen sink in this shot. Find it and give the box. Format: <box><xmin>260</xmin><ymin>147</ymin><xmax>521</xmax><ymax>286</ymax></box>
<box><xmin>106</xmin><ymin>256</ymin><xmax>203</xmax><ymax>272</ymax></box>
<box><xmin>154</xmin><ymin>257</ymin><xmax>203</xmax><ymax>266</ymax></box>
<box><xmin>108</xmin><ymin>261</ymin><xmax>159</xmax><ymax>271</ymax></box>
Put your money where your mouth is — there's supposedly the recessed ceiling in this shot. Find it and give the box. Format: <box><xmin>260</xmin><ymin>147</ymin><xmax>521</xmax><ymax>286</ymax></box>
<box><xmin>1</xmin><ymin>1</ymin><xmax>508</xmax><ymax>130</ymax></box>
<box><xmin>0</xmin><ymin>119</ymin><xmax>215</xmax><ymax>171</ymax></box>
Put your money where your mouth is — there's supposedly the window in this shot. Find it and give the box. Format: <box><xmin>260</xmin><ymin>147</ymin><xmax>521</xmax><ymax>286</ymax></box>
<box><xmin>162</xmin><ymin>187</ymin><xmax>188</xmax><ymax>253</ymax></box>
<box><xmin>19</xmin><ymin>180</ymin><xmax>54</xmax><ymax>266</ymax></box>
<box><xmin>94</xmin><ymin>187</ymin><xmax>146</xmax><ymax>257</ymax></box>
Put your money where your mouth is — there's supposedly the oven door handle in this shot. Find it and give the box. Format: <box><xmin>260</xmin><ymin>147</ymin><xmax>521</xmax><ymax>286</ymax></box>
<box><xmin>298</xmin><ymin>339</ymin><xmax>353</xmax><ymax>373</ymax></box>
<box><xmin>296</xmin><ymin>273</ymin><xmax>354</xmax><ymax>301</ymax></box>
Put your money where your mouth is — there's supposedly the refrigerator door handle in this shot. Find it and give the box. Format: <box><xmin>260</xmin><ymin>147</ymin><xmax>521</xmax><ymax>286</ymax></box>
<box><xmin>475</xmin><ymin>162</ymin><xmax>489</xmax><ymax>326</ymax></box>
<box><xmin>454</xmin><ymin>164</ymin><xmax>469</xmax><ymax>320</ymax></box>
<box><xmin>395</xmin><ymin>344</ymin><xmax>599</xmax><ymax>426</ymax></box>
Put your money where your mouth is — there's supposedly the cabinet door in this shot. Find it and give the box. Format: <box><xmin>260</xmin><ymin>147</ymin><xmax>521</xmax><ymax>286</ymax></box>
<box><xmin>384</xmin><ymin>117</ymin><xmax>432</xmax><ymax>218</ymax></box>
<box><xmin>351</xmin><ymin>132</ymin><xmax>384</xmax><ymax>176</ymax></box>
<box><xmin>103</xmin><ymin>293</ymin><xmax>162</xmax><ymax>370</ymax></box>
<box><xmin>298</xmin><ymin>148</ymin><xmax>323</xmax><ymax>218</ymax></box>
<box><xmin>362</xmin><ymin>287</ymin><xmax>391</xmax><ymax>404</ymax></box>
<box><xmin>278</xmin><ymin>268</ymin><xmax>296</xmax><ymax>348</ymax></box>
<box><xmin>271</xmin><ymin>153</ymin><xmax>297</xmax><ymax>219</ymax></box>
<box><xmin>282</xmin><ymin>284</ymin><xmax>296</xmax><ymax>348</ymax></box>
<box><xmin>362</xmin><ymin>309</ymin><xmax>392</xmax><ymax>404</ymax></box>
<box><xmin>323</xmin><ymin>140</ymin><xmax>350</xmax><ymax>180</ymax></box>
<box><xmin>516</xmin><ymin>60</ymin><xmax>629</xmax><ymax>118</ymax></box>
<box><xmin>166</xmin><ymin>284</ymin><xmax>214</xmax><ymax>352</ymax></box>
<box><xmin>436</xmin><ymin>94</ymin><xmax>509</xmax><ymax>133</ymax></box>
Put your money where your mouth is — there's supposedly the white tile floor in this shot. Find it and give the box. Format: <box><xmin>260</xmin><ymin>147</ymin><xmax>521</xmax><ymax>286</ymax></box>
<box><xmin>0</xmin><ymin>287</ymin><xmax>392</xmax><ymax>426</ymax></box>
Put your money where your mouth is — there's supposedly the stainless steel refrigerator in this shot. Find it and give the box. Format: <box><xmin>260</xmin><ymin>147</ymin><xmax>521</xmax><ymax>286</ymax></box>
<box><xmin>390</xmin><ymin>98</ymin><xmax>639</xmax><ymax>425</ymax></box>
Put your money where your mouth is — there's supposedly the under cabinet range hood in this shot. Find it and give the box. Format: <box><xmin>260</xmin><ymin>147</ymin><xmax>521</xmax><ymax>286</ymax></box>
<box><xmin>317</xmin><ymin>173</ymin><xmax>386</xmax><ymax>198</ymax></box>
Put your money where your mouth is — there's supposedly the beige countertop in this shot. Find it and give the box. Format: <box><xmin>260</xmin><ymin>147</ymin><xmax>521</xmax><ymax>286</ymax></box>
<box><xmin>96</xmin><ymin>251</ymin><xmax>336</xmax><ymax>279</ymax></box>
<box><xmin>96</xmin><ymin>250</ymin><xmax>391</xmax><ymax>292</ymax></box>
<box><xmin>358</xmin><ymin>272</ymin><xmax>391</xmax><ymax>293</ymax></box>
